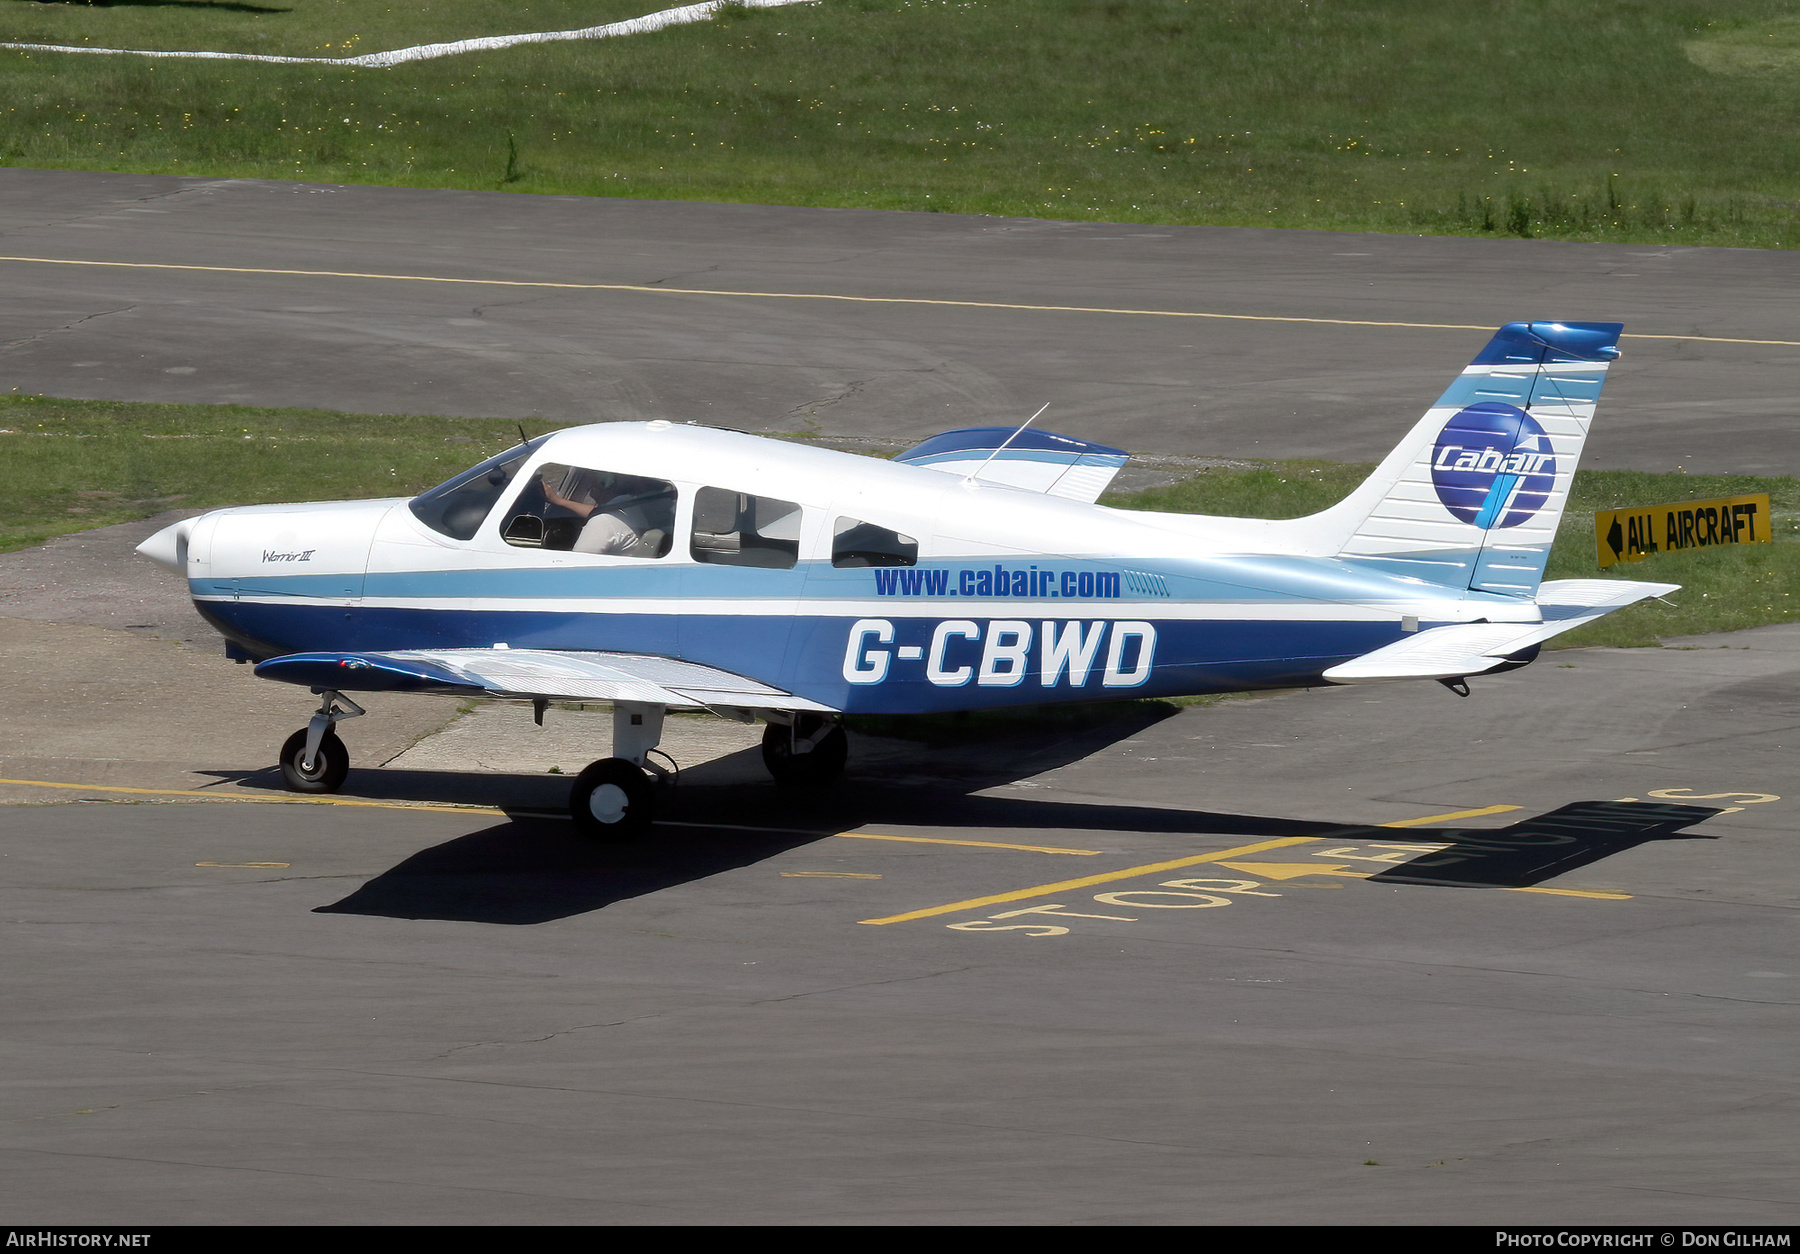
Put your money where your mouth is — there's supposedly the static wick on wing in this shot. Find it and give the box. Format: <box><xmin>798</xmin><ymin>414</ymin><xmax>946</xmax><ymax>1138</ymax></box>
<box><xmin>963</xmin><ymin>402</ymin><xmax>1051</xmax><ymax>488</ymax></box>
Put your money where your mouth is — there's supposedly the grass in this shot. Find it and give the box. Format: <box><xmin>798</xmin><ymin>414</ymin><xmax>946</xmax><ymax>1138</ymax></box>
<box><xmin>0</xmin><ymin>1</ymin><xmax>656</xmax><ymax>58</ymax></box>
<box><xmin>3</xmin><ymin>1</ymin><xmax>1800</xmax><ymax>246</ymax></box>
<box><xmin>7</xmin><ymin>390</ymin><xmax>1796</xmax><ymax>650</ymax></box>
<box><xmin>0</xmin><ymin>392</ymin><xmax>561</xmax><ymax>552</ymax></box>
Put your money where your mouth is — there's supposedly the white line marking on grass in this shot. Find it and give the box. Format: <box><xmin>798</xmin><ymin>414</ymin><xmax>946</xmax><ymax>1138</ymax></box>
<box><xmin>0</xmin><ymin>0</ymin><xmax>818</xmax><ymax>68</ymax></box>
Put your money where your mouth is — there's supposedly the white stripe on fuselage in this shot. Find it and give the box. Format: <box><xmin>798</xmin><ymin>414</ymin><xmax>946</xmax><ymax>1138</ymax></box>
<box><xmin>199</xmin><ymin>593</ymin><xmax>1541</xmax><ymax>624</ymax></box>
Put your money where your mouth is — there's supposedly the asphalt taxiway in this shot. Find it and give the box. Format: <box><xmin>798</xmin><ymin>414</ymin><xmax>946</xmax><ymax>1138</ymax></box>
<box><xmin>4</xmin><ymin>168</ymin><xmax>1800</xmax><ymax>472</ymax></box>
<box><xmin>3</xmin><ymin>608</ymin><xmax>1795</xmax><ymax>1224</ymax></box>
<box><xmin>1</xmin><ymin>171</ymin><xmax>1797</xmax><ymax>1224</ymax></box>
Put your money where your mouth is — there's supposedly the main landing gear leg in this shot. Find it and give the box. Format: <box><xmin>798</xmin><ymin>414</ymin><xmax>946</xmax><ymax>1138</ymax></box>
<box><xmin>570</xmin><ymin>701</ymin><xmax>666</xmax><ymax>843</ymax></box>
<box><xmin>278</xmin><ymin>689</ymin><xmax>365</xmax><ymax>793</ymax></box>
<box><xmin>761</xmin><ymin>712</ymin><xmax>848</xmax><ymax>787</ymax></box>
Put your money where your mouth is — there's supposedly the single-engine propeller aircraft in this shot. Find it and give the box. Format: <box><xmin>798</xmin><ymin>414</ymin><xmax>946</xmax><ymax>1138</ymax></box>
<box><xmin>137</xmin><ymin>320</ymin><xmax>1673</xmax><ymax>839</ymax></box>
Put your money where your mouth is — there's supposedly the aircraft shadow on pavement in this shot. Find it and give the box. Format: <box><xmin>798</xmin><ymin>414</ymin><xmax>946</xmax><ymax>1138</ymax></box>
<box><xmin>1364</xmin><ymin>800</ymin><xmax>1720</xmax><ymax>890</ymax></box>
<box><xmin>300</xmin><ymin>712</ymin><xmax>1723</xmax><ymax>924</ymax></box>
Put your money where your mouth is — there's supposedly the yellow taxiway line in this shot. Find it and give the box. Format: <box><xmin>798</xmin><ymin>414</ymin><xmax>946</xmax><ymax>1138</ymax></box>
<box><xmin>0</xmin><ymin>776</ymin><xmax>501</xmax><ymax>815</ymax></box>
<box><xmin>1377</xmin><ymin>805</ymin><xmax>1520</xmax><ymax>827</ymax></box>
<box><xmin>859</xmin><ymin>836</ymin><xmax>1321</xmax><ymax>925</ymax></box>
<box><xmin>661</xmin><ymin>820</ymin><xmax>1100</xmax><ymax>854</ymax></box>
<box><xmin>835</xmin><ymin>831</ymin><xmax>1101</xmax><ymax>855</ymax></box>
<box><xmin>859</xmin><ymin>803</ymin><xmax>1633</xmax><ymax>924</ymax></box>
<box><xmin>0</xmin><ymin>778</ymin><xmax>1097</xmax><ymax>853</ymax></box>
<box><xmin>0</xmin><ymin>779</ymin><xmax>1635</xmax><ymax>897</ymax></box>
<box><xmin>3</xmin><ymin>255</ymin><xmax>1798</xmax><ymax>346</ymax></box>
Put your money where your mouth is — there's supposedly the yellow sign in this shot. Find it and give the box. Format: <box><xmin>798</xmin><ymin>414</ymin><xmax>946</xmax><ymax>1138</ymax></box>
<box><xmin>1594</xmin><ymin>494</ymin><xmax>1771</xmax><ymax>569</ymax></box>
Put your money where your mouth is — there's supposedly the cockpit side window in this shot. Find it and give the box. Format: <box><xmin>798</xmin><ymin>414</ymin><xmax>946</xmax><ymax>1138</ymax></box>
<box><xmin>832</xmin><ymin>517</ymin><xmax>918</xmax><ymax>568</ymax></box>
<box><xmin>690</xmin><ymin>487</ymin><xmax>801</xmax><ymax>569</ymax></box>
<box><xmin>502</xmin><ymin>462</ymin><xmax>677</xmax><ymax>559</ymax></box>
<box><xmin>408</xmin><ymin>439</ymin><xmax>544</xmax><ymax>541</ymax></box>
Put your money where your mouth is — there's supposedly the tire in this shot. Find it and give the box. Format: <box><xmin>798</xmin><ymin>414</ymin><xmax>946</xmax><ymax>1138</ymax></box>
<box><xmin>761</xmin><ymin>717</ymin><xmax>848</xmax><ymax>787</ymax></box>
<box><xmin>570</xmin><ymin>758</ymin><xmax>655</xmax><ymax>842</ymax></box>
<box><xmin>279</xmin><ymin>728</ymin><xmax>349</xmax><ymax>794</ymax></box>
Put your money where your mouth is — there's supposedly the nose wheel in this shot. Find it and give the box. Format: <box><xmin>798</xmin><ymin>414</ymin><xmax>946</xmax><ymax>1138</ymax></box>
<box><xmin>277</xmin><ymin>689</ymin><xmax>363</xmax><ymax>794</ymax></box>
<box><xmin>280</xmin><ymin>728</ymin><xmax>349</xmax><ymax>793</ymax></box>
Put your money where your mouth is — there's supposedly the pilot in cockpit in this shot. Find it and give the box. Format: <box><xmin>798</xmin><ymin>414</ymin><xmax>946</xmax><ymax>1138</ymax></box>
<box><xmin>540</xmin><ymin>466</ymin><xmax>673</xmax><ymax>557</ymax></box>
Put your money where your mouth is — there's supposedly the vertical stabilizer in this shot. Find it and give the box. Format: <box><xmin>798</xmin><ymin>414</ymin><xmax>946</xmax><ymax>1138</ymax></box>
<box><xmin>1304</xmin><ymin>321</ymin><xmax>1622</xmax><ymax>596</ymax></box>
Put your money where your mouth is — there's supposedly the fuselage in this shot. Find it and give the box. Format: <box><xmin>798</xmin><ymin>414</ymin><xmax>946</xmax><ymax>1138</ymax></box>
<box><xmin>153</xmin><ymin>421</ymin><xmax>1544</xmax><ymax>714</ymax></box>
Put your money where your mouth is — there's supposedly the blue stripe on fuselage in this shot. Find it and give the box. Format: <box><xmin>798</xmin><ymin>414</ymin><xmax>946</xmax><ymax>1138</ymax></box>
<box><xmin>202</xmin><ymin>598</ymin><xmax>1425</xmax><ymax>714</ymax></box>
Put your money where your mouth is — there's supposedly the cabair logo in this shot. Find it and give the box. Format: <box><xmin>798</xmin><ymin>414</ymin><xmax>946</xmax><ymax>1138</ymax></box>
<box><xmin>1430</xmin><ymin>402</ymin><xmax>1556</xmax><ymax>530</ymax></box>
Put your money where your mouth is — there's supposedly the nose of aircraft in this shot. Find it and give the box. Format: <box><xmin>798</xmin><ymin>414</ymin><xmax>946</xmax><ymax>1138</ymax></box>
<box><xmin>136</xmin><ymin>518</ymin><xmax>193</xmax><ymax>575</ymax></box>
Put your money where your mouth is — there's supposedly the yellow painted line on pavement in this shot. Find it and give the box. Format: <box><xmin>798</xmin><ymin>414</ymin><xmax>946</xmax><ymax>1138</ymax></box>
<box><xmin>1217</xmin><ymin>860</ymin><xmax>1367</xmax><ymax>880</ymax></box>
<box><xmin>1505</xmin><ymin>885</ymin><xmax>1632</xmax><ymax>900</ymax></box>
<box><xmin>1381</xmin><ymin>805</ymin><xmax>1630</xmax><ymax>897</ymax></box>
<box><xmin>5</xmin><ymin>256</ymin><xmax>1797</xmax><ymax>345</ymax></box>
<box><xmin>664</xmin><ymin>819</ymin><xmax>1100</xmax><ymax>854</ymax></box>
<box><xmin>837</xmin><ymin>831</ymin><xmax>1102</xmax><ymax>855</ymax></box>
<box><xmin>858</xmin><ymin>804</ymin><xmax>1582</xmax><ymax>924</ymax></box>
<box><xmin>859</xmin><ymin>836</ymin><xmax>1320</xmax><ymax>925</ymax></box>
<box><xmin>1222</xmin><ymin>860</ymin><xmax>1631</xmax><ymax>899</ymax></box>
<box><xmin>0</xmin><ymin>776</ymin><xmax>500</xmax><ymax>814</ymax></box>
<box><xmin>1379</xmin><ymin>805</ymin><xmax>1520</xmax><ymax>827</ymax></box>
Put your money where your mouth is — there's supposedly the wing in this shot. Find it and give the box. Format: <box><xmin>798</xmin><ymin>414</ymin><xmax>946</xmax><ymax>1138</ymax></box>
<box><xmin>894</xmin><ymin>426</ymin><xmax>1129</xmax><ymax>502</ymax></box>
<box><xmin>254</xmin><ymin>648</ymin><xmax>839</xmax><ymax>713</ymax></box>
<box><xmin>1323</xmin><ymin>579</ymin><xmax>1679</xmax><ymax>683</ymax></box>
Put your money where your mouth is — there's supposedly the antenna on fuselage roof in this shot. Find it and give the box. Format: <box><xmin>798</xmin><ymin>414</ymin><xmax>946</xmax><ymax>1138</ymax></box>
<box><xmin>516</xmin><ymin>422</ymin><xmax>532</xmax><ymax>447</ymax></box>
<box><xmin>964</xmin><ymin>402</ymin><xmax>1051</xmax><ymax>487</ymax></box>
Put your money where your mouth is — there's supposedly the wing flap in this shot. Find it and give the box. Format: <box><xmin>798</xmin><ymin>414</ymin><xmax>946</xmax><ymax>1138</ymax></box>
<box><xmin>255</xmin><ymin>648</ymin><xmax>838</xmax><ymax>712</ymax></box>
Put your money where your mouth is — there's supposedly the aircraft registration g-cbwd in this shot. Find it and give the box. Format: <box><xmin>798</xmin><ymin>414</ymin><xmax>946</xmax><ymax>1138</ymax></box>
<box><xmin>139</xmin><ymin>320</ymin><xmax>1672</xmax><ymax>839</ymax></box>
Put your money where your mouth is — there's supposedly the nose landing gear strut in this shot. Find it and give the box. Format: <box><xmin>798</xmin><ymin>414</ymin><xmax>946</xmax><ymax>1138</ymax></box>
<box><xmin>278</xmin><ymin>689</ymin><xmax>364</xmax><ymax>793</ymax></box>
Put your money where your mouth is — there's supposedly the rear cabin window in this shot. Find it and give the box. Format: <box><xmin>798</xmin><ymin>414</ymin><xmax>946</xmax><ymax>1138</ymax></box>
<box><xmin>502</xmin><ymin>463</ymin><xmax>677</xmax><ymax>559</ymax></box>
<box><xmin>832</xmin><ymin>517</ymin><xmax>918</xmax><ymax>568</ymax></box>
<box><xmin>409</xmin><ymin>439</ymin><xmax>543</xmax><ymax>541</ymax></box>
<box><xmin>690</xmin><ymin>487</ymin><xmax>801</xmax><ymax>569</ymax></box>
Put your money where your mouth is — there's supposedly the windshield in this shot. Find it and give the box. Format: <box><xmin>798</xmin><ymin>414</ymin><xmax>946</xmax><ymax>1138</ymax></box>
<box><xmin>408</xmin><ymin>437</ymin><xmax>548</xmax><ymax>540</ymax></box>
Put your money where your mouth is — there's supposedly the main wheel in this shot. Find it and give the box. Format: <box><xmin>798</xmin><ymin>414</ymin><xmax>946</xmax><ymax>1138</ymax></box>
<box><xmin>279</xmin><ymin>728</ymin><xmax>349</xmax><ymax>794</ymax></box>
<box><xmin>761</xmin><ymin>716</ymin><xmax>848</xmax><ymax>787</ymax></box>
<box><xmin>570</xmin><ymin>757</ymin><xmax>655</xmax><ymax>842</ymax></box>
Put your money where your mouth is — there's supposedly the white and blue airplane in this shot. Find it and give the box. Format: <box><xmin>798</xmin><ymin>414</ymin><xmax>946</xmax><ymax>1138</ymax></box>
<box><xmin>136</xmin><ymin>320</ymin><xmax>1674</xmax><ymax>839</ymax></box>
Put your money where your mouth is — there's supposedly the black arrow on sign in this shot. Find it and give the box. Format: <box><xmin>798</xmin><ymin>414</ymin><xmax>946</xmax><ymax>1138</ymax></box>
<box><xmin>1605</xmin><ymin>516</ymin><xmax>1624</xmax><ymax>560</ymax></box>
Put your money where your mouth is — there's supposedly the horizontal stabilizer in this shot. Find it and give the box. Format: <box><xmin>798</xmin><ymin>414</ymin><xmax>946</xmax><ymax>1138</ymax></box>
<box><xmin>256</xmin><ymin>647</ymin><xmax>839</xmax><ymax>713</ymax></box>
<box><xmin>1323</xmin><ymin>579</ymin><xmax>1677</xmax><ymax>683</ymax></box>
<box><xmin>1323</xmin><ymin>622</ymin><xmax>1547</xmax><ymax>682</ymax></box>
<box><xmin>1534</xmin><ymin>578</ymin><xmax>1681</xmax><ymax>621</ymax></box>
<box><xmin>896</xmin><ymin>426</ymin><xmax>1128</xmax><ymax>502</ymax></box>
